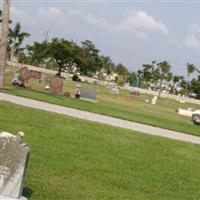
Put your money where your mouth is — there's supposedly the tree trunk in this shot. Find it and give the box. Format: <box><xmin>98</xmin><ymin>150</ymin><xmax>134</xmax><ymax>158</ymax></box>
<box><xmin>173</xmin><ymin>82</ymin><xmax>176</xmax><ymax>95</ymax></box>
<box><xmin>10</xmin><ymin>40</ymin><xmax>16</xmax><ymax>62</ymax></box>
<box><xmin>57</xmin><ymin>66</ymin><xmax>62</xmax><ymax>77</ymax></box>
<box><xmin>186</xmin><ymin>74</ymin><xmax>189</xmax><ymax>96</ymax></box>
<box><xmin>0</xmin><ymin>0</ymin><xmax>10</xmax><ymax>88</ymax></box>
<box><xmin>158</xmin><ymin>79</ymin><xmax>163</xmax><ymax>97</ymax></box>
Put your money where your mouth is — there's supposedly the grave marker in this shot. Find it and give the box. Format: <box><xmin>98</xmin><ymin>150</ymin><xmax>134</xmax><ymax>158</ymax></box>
<box><xmin>0</xmin><ymin>132</ymin><xmax>29</xmax><ymax>200</ymax></box>
<box><xmin>80</xmin><ymin>87</ymin><xmax>97</xmax><ymax>101</ymax></box>
<box><xmin>50</xmin><ymin>78</ymin><xmax>63</xmax><ymax>95</ymax></box>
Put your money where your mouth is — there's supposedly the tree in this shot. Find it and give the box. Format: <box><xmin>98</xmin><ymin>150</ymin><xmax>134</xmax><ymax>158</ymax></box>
<box><xmin>47</xmin><ymin>38</ymin><xmax>76</xmax><ymax>77</ymax></box>
<box><xmin>186</xmin><ymin>63</ymin><xmax>196</xmax><ymax>93</ymax></box>
<box><xmin>26</xmin><ymin>41</ymin><xmax>50</xmax><ymax>67</ymax></box>
<box><xmin>0</xmin><ymin>0</ymin><xmax>10</xmax><ymax>88</ymax></box>
<box><xmin>0</xmin><ymin>9</ymin><xmax>11</xmax><ymax>23</ymax></box>
<box><xmin>137</xmin><ymin>61</ymin><xmax>159</xmax><ymax>88</ymax></box>
<box><xmin>157</xmin><ymin>61</ymin><xmax>172</xmax><ymax>97</ymax></box>
<box><xmin>127</xmin><ymin>71</ymin><xmax>138</xmax><ymax>84</ymax></box>
<box><xmin>172</xmin><ymin>75</ymin><xmax>182</xmax><ymax>94</ymax></box>
<box><xmin>115</xmin><ymin>63</ymin><xmax>129</xmax><ymax>85</ymax></box>
<box><xmin>9</xmin><ymin>22</ymin><xmax>30</xmax><ymax>61</ymax></box>
<box><xmin>195</xmin><ymin>67</ymin><xmax>200</xmax><ymax>74</ymax></box>
<box><xmin>79</xmin><ymin>40</ymin><xmax>102</xmax><ymax>75</ymax></box>
<box><xmin>100</xmin><ymin>55</ymin><xmax>115</xmax><ymax>76</ymax></box>
<box><xmin>190</xmin><ymin>76</ymin><xmax>200</xmax><ymax>99</ymax></box>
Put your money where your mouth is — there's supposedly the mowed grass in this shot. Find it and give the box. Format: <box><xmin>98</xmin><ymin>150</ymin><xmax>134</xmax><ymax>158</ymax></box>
<box><xmin>2</xmin><ymin>68</ymin><xmax>200</xmax><ymax>136</ymax></box>
<box><xmin>1</xmin><ymin>101</ymin><xmax>200</xmax><ymax>200</ymax></box>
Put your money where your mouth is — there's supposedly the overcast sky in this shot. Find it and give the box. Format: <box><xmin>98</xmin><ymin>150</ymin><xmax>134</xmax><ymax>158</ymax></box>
<box><xmin>1</xmin><ymin>0</ymin><xmax>200</xmax><ymax>76</ymax></box>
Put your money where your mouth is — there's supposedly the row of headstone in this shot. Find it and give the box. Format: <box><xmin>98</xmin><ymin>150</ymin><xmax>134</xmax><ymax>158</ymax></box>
<box><xmin>13</xmin><ymin>67</ymin><xmax>63</xmax><ymax>95</ymax></box>
<box><xmin>145</xmin><ymin>96</ymin><xmax>158</xmax><ymax>105</ymax></box>
<box><xmin>0</xmin><ymin>132</ymin><xmax>29</xmax><ymax>200</ymax></box>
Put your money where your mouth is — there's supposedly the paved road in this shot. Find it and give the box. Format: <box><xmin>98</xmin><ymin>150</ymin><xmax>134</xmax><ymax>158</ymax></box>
<box><xmin>1</xmin><ymin>92</ymin><xmax>200</xmax><ymax>145</ymax></box>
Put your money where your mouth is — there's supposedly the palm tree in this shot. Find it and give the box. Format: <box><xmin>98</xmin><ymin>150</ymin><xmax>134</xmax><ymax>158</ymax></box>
<box><xmin>9</xmin><ymin>22</ymin><xmax>30</xmax><ymax>62</ymax></box>
<box><xmin>172</xmin><ymin>75</ymin><xmax>182</xmax><ymax>94</ymax></box>
<box><xmin>186</xmin><ymin>63</ymin><xmax>196</xmax><ymax>93</ymax></box>
<box><xmin>195</xmin><ymin>67</ymin><xmax>200</xmax><ymax>74</ymax></box>
<box><xmin>157</xmin><ymin>61</ymin><xmax>172</xmax><ymax>97</ymax></box>
<box><xmin>115</xmin><ymin>63</ymin><xmax>129</xmax><ymax>84</ymax></box>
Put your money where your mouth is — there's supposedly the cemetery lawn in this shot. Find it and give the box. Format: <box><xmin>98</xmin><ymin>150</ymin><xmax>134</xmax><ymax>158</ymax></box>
<box><xmin>1</xmin><ymin>101</ymin><xmax>200</xmax><ymax>200</ymax></box>
<box><xmin>2</xmin><ymin>68</ymin><xmax>200</xmax><ymax>137</ymax></box>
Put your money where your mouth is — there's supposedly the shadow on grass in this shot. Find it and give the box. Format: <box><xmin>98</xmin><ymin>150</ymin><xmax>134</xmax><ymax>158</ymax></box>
<box><xmin>23</xmin><ymin>187</ymin><xmax>34</xmax><ymax>198</ymax></box>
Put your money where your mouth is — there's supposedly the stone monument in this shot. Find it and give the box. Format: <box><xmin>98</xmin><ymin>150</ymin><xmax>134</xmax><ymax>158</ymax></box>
<box><xmin>50</xmin><ymin>77</ymin><xmax>63</xmax><ymax>95</ymax></box>
<box><xmin>17</xmin><ymin>67</ymin><xmax>31</xmax><ymax>84</ymax></box>
<box><xmin>151</xmin><ymin>96</ymin><xmax>158</xmax><ymax>105</ymax></box>
<box><xmin>80</xmin><ymin>87</ymin><xmax>97</xmax><ymax>102</ymax></box>
<box><xmin>16</xmin><ymin>67</ymin><xmax>42</xmax><ymax>86</ymax></box>
<box><xmin>0</xmin><ymin>132</ymin><xmax>29</xmax><ymax>200</ymax></box>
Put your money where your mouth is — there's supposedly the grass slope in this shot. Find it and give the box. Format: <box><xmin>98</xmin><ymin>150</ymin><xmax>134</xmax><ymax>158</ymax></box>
<box><xmin>0</xmin><ymin>101</ymin><xmax>200</xmax><ymax>200</ymax></box>
<box><xmin>2</xmin><ymin>85</ymin><xmax>200</xmax><ymax>136</ymax></box>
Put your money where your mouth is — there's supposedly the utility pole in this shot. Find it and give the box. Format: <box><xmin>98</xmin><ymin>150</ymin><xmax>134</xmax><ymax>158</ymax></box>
<box><xmin>0</xmin><ymin>0</ymin><xmax>10</xmax><ymax>88</ymax></box>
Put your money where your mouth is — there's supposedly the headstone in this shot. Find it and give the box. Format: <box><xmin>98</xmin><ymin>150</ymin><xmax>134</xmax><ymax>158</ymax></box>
<box><xmin>187</xmin><ymin>107</ymin><xmax>193</xmax><ymax>111</ymax></box>
<box><xmin>111</xmin><ymin>87</ymin><xmax>119</xmax><ymax>95</ymax></box>
<box><xmin>17</xmin><ymin>67</ymin><xmax>30</xmax><ymax>83</ymax></box>
<box><xmin>29</xmin><ymin>70</ymin><xmax>41</xmax><ymax>79</ymax></box>
<box><xmin>0</xmin><ymin>132</ymin><xmax>29</xmax><ymax>200</ymax></box>
<box><xmin>16</xmin><ymin>67</ymin><xmax>42</xmax><ymax>88</ymax></box>
<box><xmin>130</xmin><ymin>91</ymin><xmax>140</xmax><ymax>96</ymax></box>
<box><xmin>50</xmin><ymin>78</ymin><xmax>63</xmax><ymax>95</ymax></box>
<box><xmin>63</xmin><ymin>92</ymin><xmax>71</xmax><ymax>97</ymax></box>
<box><xmin>80</xmin><ymin>87</ymin><xmax>97</xmax><ymax>101</ymax></box>
<box><xmin>178</xmin><ymin>108</ymin><xmax>194</xmax><ymax>117</ymax></box>
<box><xmin>179</xmin><ymin>100</ymin><xmax>185</xmax><ymax>104</ymax></box>
<box><xmin>151</xmin><ymin>96</ymin><xmax>158</xmax><ymax>105</ymax></box>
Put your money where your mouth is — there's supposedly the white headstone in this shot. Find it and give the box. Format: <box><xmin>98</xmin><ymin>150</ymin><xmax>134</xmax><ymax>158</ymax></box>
<box><xmin>111</xmin><ymin>87</ymin><xmax>119</xmax><ymax>95</ymax></box>
<box><xmin>151</xmin><ymin>96</ymin><xmax>158</xmax><ymax>105</ymax></box>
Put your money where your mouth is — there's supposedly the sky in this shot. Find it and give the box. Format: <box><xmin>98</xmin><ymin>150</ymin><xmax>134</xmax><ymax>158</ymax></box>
<box><xmin>1</xmin><ymin>0</ymin><xmax>200</xmax><ymax>76</ymax></box>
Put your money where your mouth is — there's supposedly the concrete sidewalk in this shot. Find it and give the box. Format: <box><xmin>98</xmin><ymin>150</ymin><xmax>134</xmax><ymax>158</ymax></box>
<box><xmin>1</xmin><ymin>92</ymin><xmax>200</xmax><ymax>145</ymax></box>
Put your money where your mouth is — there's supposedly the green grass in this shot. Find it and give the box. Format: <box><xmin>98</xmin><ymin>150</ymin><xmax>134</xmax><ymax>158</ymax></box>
<box><xmin>1</xmin><ymin>101</ymin><xmax>200</xmax><ymax>200</ymax></box>
<box><xmin>2</xmin><ymin>68</ymin><xmax>200</xmax><ymax>137</ymax></box>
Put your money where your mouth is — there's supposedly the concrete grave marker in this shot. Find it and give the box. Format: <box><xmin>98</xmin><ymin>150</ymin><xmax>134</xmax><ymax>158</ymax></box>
<box><xmin>0</xmin><ymin>132</ymin><xmax>29</xmax><ymax>200</ymax></box>
<box><xmin>151</xmin><ymin>96</ymin><xmax>158</xmax><ymax>105</ymax></box>
<box><xmin>111</xmin><ymin>87</ymin><xmax>119</xmax><ymax>95</ymax></box>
